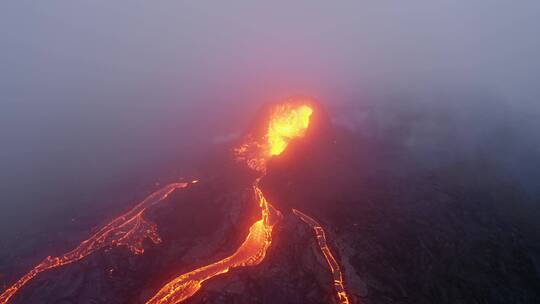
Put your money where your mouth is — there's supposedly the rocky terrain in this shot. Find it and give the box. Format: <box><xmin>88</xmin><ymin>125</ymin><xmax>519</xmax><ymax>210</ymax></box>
<box><xmin>1</xmin><ymin>105</ymin><xmax>539</xmax><ymax>304</ymax></box>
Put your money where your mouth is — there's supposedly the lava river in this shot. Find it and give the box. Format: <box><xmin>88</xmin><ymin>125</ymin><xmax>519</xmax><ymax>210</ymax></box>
<box><xmin>293</xmin><ymin>209</ymin><xmax>351</xmax><ymax>304</ymax></box>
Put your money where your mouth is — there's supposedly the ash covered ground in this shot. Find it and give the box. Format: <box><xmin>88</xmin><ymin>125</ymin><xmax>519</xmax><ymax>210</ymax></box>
<box><xmin>1</xmin><ymin>101</ymin><xmax>539</xmax><ymax>304</ymax></box>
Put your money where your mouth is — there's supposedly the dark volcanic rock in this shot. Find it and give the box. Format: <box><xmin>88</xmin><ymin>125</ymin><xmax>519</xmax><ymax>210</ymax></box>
<box><xmin>4</xmin><ymin>102</ymin><xmax>539</xmax><ymax>304</ymax></box>
<box><xmin>259</xmin><ymin>123</ymin><xmax>540</xmax><ymax>304</ymax></box>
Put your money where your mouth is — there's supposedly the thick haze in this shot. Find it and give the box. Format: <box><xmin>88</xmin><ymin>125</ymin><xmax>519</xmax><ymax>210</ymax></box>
<box><xmin>1</xmin><ymin>1</ymin><xmax>540</xmax><ymax>239</ymax></box>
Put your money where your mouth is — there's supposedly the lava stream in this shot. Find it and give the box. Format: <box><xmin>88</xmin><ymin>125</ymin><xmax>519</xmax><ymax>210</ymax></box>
<box><xmin>0</xmin><ymin>181</ymin><xmax>196</xmax><ymax>304</ymax></box>
<box><xmin>145</xmin><ymin>182</ymin><xmax>273</xmax><ymax>304</ymax></box>
<box><xmin>293</xmin><ymin>209</ymin><xmax>351</xmax><ymax>304</ymax></box>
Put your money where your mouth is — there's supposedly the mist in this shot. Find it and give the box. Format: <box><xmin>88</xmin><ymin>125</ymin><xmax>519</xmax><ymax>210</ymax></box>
<box><xmin>1</xmin><ymin>0</ymin><xmax>539</xmax><ymax>269</ymax></box>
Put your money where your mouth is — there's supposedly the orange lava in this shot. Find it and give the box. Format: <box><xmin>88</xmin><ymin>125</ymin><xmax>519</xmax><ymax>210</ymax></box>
<box><xmin>146</xmin><ymin>182</ymin><xmax>273</xmax><ymax>304</ymax></box>
<box><xmin>146</xmin><ymin>102</ymin><xmax>314</xmax><ymax>304</ymax></box>
<box><xmin>0</xmin><ymin>181</ymin><xmax>197</xmax><ymax>304</ymax></box>
<box><xmin>268</xmin><ymin>104</ymin><xmax>313</xmax><ymax>156</ymax></box>
<box><xmin>292</xmin><ymin>209</ymin><xmax>351</xmax><ymax>304</ymax></box>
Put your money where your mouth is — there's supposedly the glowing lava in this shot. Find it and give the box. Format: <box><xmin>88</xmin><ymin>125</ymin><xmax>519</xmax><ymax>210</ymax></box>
<box><xmin>146</xmin><ymin>182</ymin><xmax>273</xmax><ymax>304</ymax></box>
<box><xmin>293</xmin><ymin>209</ymin><xmax>351</xmax><ymax>304</ymax></box>
<box><xmin>0</xmin><ymin>181</ymin><xmax>197</xmax><ymax>304</ymax></box>
<box><xmin>146</xmin><ymin>102</ymin><xmax>314</xmax><ymax>304</ymax></box>
<box><xmin>234</xmin><ymin>101</ymin><xmax>314</xmax><ymax>172</ymax></box>
<box><xmin>267</xmin><ymin>104</ymin><xmax>313</xmax><ymax>156</ymax></box>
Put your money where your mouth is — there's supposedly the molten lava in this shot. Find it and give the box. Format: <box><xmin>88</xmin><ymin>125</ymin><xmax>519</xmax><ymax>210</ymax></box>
<box><xmin>267</xmin><ymin>104</ymin><xmax>313</xmax><ymax>156</ymax></box>
<box><xmin>0</xmin><ymin>181</ymin><xmax>197</xmax><ymax>304</ymax></box>
<box><xmin>146</xmin><ymin>182</ymin><xmax>273</xmax><ymax>304</ymax></box>
<box><xmin>234</xmin><ymin>101</ymin><xmax>314</xmax><ymax>172</ymax></box>
<box><xmin>293</xmin><ymin>209</ymin><xmax>351</xmax><ymax>304</ymax></box>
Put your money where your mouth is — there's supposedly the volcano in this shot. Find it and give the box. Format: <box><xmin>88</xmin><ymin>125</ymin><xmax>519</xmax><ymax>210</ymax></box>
<box><xmin>1</xmin><ymin>98</ymin><xmax>352</xmax><ymax>304</ymax></box>
<box><xmin>1</xmin><ymin>97</ymin><xmax>538</xmax><ymax>304</ymax></box>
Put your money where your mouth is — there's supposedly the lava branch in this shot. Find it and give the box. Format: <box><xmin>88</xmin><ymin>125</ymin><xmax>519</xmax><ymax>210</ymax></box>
<box><xmin>0</xmin><ymin>181</ymin><xmax>197</xmax><ymax>304</ymax></box>
<box><xmin>292</xmin><ymin>208</ymin><xmax>351</xmax><ymax>304</ymax></box>
<box><xmin>145</xmin><ymin>181</ymin><xmax>274</xmax><ymax>304</ymax></box>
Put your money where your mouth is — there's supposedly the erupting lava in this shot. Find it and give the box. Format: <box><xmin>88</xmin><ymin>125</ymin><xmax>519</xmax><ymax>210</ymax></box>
<box><xmin>0</xmin><ymin>181</ymin><xmax>197</xmax><ymax>304</ymax></box>
<box><xmin>235</xmin><ymin>102</ymin><xmax>314</xmax><ymax>172</ymax></box>
<box><xmin>267</xmin><ymin>104</ymin><xmax>313</xmax><ymax>156</ymax></box>
<box><xmin>293</xmin><ymin>209</ymin><xmax>351</xmax><ymax>304</ymax></box>
<box><xmin>146</xmin><ymin>102</ymin><xmax>313</xmax><ymax>303</ymax></box>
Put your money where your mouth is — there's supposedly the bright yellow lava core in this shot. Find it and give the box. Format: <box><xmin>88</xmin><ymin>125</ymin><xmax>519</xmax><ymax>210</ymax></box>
<box><xmin>267</xmin><ymin>104</ymin><xmax>313</xmax><ymax>156</ymax></box>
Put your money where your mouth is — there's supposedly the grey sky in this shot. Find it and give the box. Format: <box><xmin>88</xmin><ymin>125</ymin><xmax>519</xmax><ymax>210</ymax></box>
<box><xmin>2</xmin><ymin>1</ymin><xmax>540</xmax><ymax>104</ymax></box>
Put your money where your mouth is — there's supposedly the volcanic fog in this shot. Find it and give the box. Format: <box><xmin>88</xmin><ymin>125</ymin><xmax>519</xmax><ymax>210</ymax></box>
<box><xmin>2</xmin><ymin>1</ymin><xmax>540</xmax><ymax>303</ymax></box>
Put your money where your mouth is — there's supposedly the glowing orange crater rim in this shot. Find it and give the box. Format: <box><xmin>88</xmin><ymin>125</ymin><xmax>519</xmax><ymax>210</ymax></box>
<box><xmin>235</xmin><ymin>102</ymin><xmax>314</xmax><ymax>172</ymax></box>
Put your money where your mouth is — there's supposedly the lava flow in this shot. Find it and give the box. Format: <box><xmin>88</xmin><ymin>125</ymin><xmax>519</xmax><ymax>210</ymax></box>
<box><xmin>0</xmin><ymin>180</ymin><xmax>197</xmax><ymax>304</ymax></box>
<box><xmin>145</xmin><ymin>181</ymin><xmax>273</xmax><ymax>304</ymax></box>
<box><xmin>293</xmin><ymin>209</ymin><xmax>351</xmax><ymax>304</ymax></box>
<box><xmin>145</xmin><ymin>101</ymin><xmax>314</xmax><ymax>304</ymax></box>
